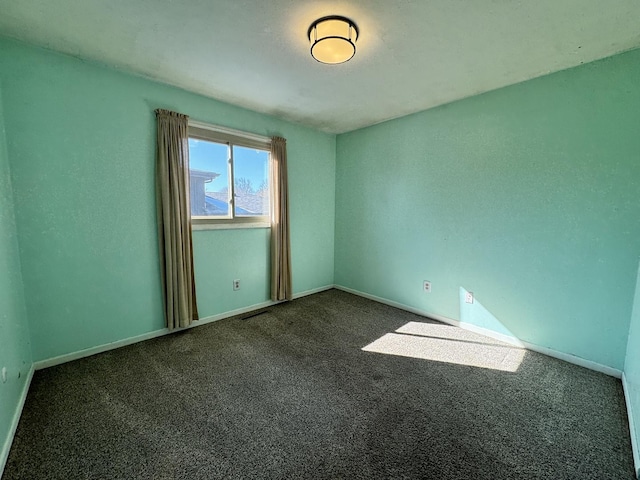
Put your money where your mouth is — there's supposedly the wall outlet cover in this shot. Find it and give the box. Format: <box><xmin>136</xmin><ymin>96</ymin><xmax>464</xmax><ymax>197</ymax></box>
<box><xmin>423</xmin><ymin>281</ymin><xmax>432</xmax><ymax>293</ymax></box>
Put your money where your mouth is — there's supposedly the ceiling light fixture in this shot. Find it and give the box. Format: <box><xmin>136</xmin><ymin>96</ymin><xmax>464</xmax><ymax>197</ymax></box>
<box><xmin>308</xmin><ymin>16</ymin><xmax>359</xmax><ymax>65</ymax></box>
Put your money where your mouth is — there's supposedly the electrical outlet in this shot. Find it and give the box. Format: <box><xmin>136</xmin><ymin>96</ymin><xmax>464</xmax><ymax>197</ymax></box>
<box><xmin>423</xmin><ymin>281</ymin><xmax>431</xmax><ymax>293</ymax></box>
<box><xmin>233</xmin><ymin>279</ymin><xmax>240</xmax><ymax>291</ymax></box>
<box><xmin>465</xmin><ymin>291</ymin><xmax>474</xmax><ymax>304</ymax></box>
<box><xmin>1</xmin><ymin>367</ymin><xmax>6</xmax><ymax>383</ymax></box>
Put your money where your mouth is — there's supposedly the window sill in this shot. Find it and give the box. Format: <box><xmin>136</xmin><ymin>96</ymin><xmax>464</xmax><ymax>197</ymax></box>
<box><xmin>192</xmin><ymin>222</ymin><xmax>271</xmax><ymax>231</ymax></box>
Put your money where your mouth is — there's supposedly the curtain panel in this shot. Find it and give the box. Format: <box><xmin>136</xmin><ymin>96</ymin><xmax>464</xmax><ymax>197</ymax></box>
<box><xmin>270</xmin><ymin>136</ymin><xmax>293</xmax><ymax>301</ymax></box>
<box><xmin>155</xmin><ymin>109</ymin><xmax>199</xmax><ymax>329</ymax></box>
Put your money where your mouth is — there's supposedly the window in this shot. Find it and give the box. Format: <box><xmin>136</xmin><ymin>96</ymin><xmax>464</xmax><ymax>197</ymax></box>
<box><xmin>188</xmin><ymin>121</ymin><xmax>271</xmax><ymax>228</ymax></box>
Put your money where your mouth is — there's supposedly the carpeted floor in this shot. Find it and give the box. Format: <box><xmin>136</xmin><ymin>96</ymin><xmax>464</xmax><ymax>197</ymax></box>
<box><xmin>3</xmin><ymin>289</ymin><xmax>636</xmax><ymax>479</ymax></box>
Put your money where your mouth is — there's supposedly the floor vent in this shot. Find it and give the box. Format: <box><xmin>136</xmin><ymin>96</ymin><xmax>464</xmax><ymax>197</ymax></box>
<box><xmin>241</xmin><ymin>310</ymin><xmax>269</xmax><ymax>320</ymax></box>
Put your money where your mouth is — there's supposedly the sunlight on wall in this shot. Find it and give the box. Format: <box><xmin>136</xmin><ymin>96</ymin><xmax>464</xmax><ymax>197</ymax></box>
<box><xmin>362</xmin><ymin>321</ymin><xmax>525</xmax><ymax>372</ymax></box>
<box><xmin>459</xmin><ymin>287</ymin><xmax>521</xmax><ymax>340</ymax></box>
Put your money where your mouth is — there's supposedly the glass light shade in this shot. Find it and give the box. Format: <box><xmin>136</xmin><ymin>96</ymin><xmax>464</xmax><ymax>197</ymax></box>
<box><xmin>308</xmin><ymin>16</ymin><xmax>359</xmax><ymax>64</ymax></box>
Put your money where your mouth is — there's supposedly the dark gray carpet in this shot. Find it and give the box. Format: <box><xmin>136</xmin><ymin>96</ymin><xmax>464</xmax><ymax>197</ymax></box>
<box><xmin>3</xmin><ymin>289</ymin><xmax>635</xmax><ymax>479</ymax></box>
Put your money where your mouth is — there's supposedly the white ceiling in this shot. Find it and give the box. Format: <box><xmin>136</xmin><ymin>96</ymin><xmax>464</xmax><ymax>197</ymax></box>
<box><xmin>1</xmin><ymin>0</ymin><xmax>639</xmax><ymax>133</ymax></box>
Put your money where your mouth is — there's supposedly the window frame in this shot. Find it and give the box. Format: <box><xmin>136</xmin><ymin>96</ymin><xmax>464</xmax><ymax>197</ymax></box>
<box><xmin>188</xmin><ymin>120</ymin><xmax>272</xmax><ymax>229</ymax></box>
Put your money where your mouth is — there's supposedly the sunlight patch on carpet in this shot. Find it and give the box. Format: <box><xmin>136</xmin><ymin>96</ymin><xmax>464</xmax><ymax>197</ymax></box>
<box><xmin>362</xmin><ymin>323</ymin><xmax>525</xmax><ymax>372</ymax></box>
<box><xmin>395</xmin><ymin>321</ymin><xmax>518</xmax><ymax>346</ymax></box>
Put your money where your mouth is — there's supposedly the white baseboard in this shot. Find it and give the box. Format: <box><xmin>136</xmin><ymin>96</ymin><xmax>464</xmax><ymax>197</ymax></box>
<box><xmin>34</xmin><ymin>282</ymin><xmax>623</xmax><ymax>378</ymax></box>
<box><xmin>0</xmin><ymin>364</ymin><xmax>34</xmax><ymax>477</ymax></box>
<box><xmin>194</xmin><ymin>299</ymin><xmax>277</xmax><ymax>326</ymax></box>
<box><xmin>623</xmin><ymin>373</ymin><xmax>640</xmax><ymax>479</ymax></box>
<box><xmin>520</xmin><ymin>339</ymin><xmax>621</xmax><ymax>378</ymax></box>
<box><xmin>9</xmin><ymin>285</ymin><xmax>636</xmax><ymax>478</ymax></box>
<box><xmin>34</xmin><ymin>285</ymin><xmax>336</xmax><ymax>371</ymax></box>
<box><xmin>34</xmin><ymin>328</ymin><xmax>171</xmax><ymax>370</ymax></box>
<box><xmin>334</xmin><ymin>285</ymin><xmax>622</xmax><ymax>378</ymax></box>
<box><xmin>293</xmin><ymin>284</ymin><xmax>334</xmax><ymax>299</ymax></box>
<box><xmin>34</xmin><ymin>300</ymin><xmax>275</xmax><ymax>370</ymax></box>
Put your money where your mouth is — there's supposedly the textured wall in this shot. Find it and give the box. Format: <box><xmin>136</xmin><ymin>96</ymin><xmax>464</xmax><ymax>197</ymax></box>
<box><xmin>0</xmin><ymin>82</ymin><xmax>32</xmax><ymax>468</ymax></box>
<box><xmin>626</xmin><ymin>266</ymin><xmax>640</xmax><ymax>477</ymax></box>
<box><xmin>0</xmin><ymin>38</ymin><xmax>335</xmax><ymax>362</ymax></box>
<box><xmin>335</xmin><ymin>48</ymin><xmax>640</xmax><ymax>370</ymax></box>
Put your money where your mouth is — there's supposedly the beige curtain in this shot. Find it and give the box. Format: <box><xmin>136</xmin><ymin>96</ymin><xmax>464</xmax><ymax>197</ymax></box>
<box><xmin>270</xmin><ymin>136</ymin><xmax>292</xmax><ymax>301</ymax></box>
<box><xmin>155</xmin><ymin>109</ymin><xmax>199</xmax><ymax>329</ymax></box>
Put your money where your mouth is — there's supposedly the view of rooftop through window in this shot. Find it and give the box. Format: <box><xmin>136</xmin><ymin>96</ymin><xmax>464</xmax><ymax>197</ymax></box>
<box><xmin>188</xmin><ymin>138</ymin><xmax>270</xmax><ymax>218</ymax></box>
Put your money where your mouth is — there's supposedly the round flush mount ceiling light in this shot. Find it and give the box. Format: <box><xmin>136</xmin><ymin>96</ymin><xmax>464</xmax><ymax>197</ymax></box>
<box><xmin>308</xmin><ymin>16</ymin><xmax>359</xmax><ymax>64</ymax></box>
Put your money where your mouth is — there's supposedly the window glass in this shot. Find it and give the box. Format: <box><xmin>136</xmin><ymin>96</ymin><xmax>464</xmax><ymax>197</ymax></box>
<box><xmin>187</xmin><ymin>126</ymin><xmax>271</xmax><ymax>225</ymax></box>
<box><xmin>233</xmin><ymin>145</ymin><xmax>270</xmax><ymax>217</ymax></box>
<box><xmin>188</xmin><ymin>138</ymin><xmax>229</xmax><ymax>217</ymax></box>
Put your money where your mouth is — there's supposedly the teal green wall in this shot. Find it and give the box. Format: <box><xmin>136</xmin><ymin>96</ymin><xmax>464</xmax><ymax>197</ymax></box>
<box><xmin>626</xmin><ymin>264</ymin><xmax>640</xmax><ymax>477</ymax></box>
<box><xmin>193</xmin><ymin>228</ymin><xmax>270</xmax><ymax>315</ymax></box>
<box><xmin>0</xmin><ymin>38</ymin><xmax>335</xmax><ymax>362</ymax></box>
<box><xmin>0</xmin><ymin>82</ymin><xmax>32</xmax><ymax>466</ymax></box>
<box><xmin>335</xmin><ymin>49</ymin><xmax>640</xmax><ymax>370</ymax></box>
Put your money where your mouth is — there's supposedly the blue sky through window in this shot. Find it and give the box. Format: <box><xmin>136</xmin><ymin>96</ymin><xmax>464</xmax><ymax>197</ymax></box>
<box><xmin>233</xmin><ymin>145</ymin><xmax>269</xmax><ymax>194</ymax></box>
<box><xmin>188</xmin><ymin>139</ymin><xmax>268</xmax><ymax>193</ymax></box>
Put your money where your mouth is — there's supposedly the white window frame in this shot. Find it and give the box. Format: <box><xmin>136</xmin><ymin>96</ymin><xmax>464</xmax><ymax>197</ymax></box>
<box><xmin>188</xmin><ymin>120</ymin><xmax>272</xmax><ymax>230</ymax></box>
